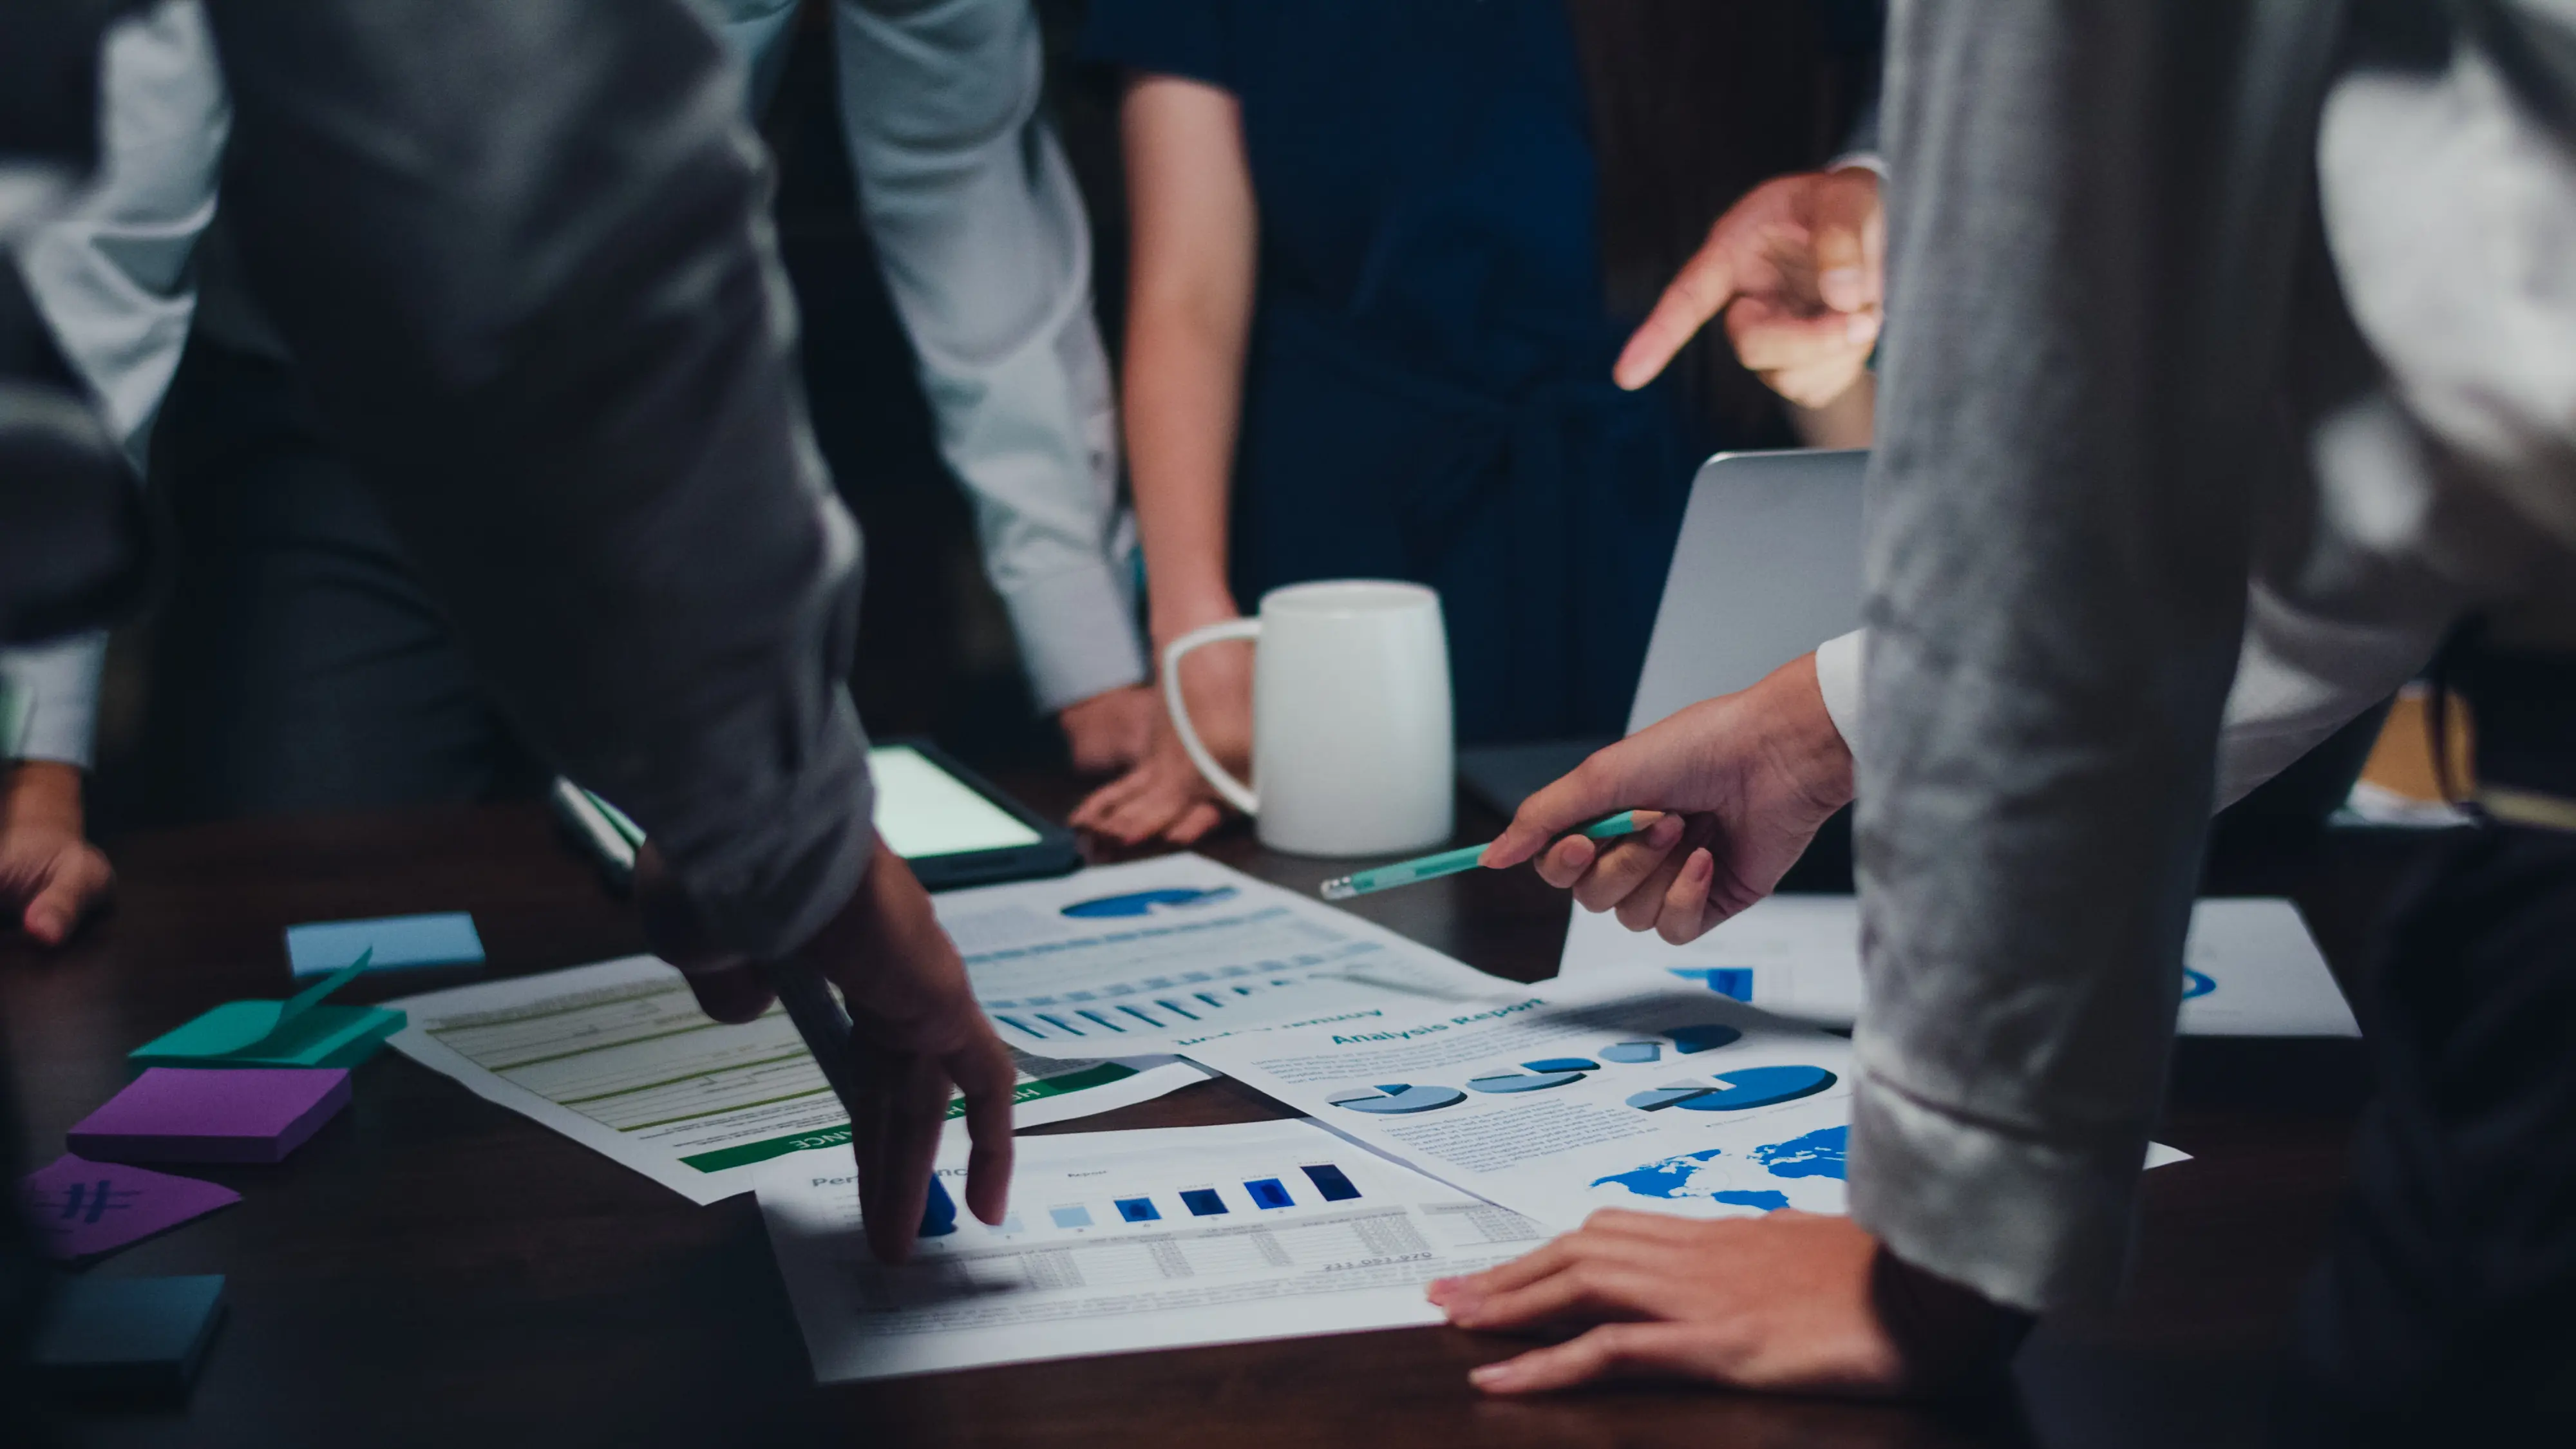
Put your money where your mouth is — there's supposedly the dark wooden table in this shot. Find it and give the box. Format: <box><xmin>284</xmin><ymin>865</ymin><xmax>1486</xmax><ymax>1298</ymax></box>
<box><xmin>3</xmin><ymin>779</ymin><xmax>2413</xmax><ymax>1448</ymax></box>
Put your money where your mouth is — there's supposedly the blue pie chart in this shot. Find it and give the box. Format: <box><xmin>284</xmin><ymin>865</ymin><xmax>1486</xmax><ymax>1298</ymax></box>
<box><xmin>1061</xmin><ymin>887</ymin><xmax>1236</xmax><ymax>918</ymax></box>
<box><xmin>1673</xmin><ymin>1065</ymin><xmax>1836</xmax><ymax>1110</ymax></box>
<box><xmin>1328</xmin><ymin>1083</ymin><xmax>1467</xmax><ymax>1115</ymax></box>
<box><xmin>1669</xmin><ymin>1024</ymin><xmax>1743</xmax><ymax>1055</ymax></box>
<box><xmin>1625</xmin><ymin>1084</ymin><xmax>1714</xmax><ymax>1112</ymax></box>
<box><xmin>1469</xmin><ymin>1071</ymin><xmax>1587</xmax><ymax>1094</ymax></box>
<box><xmin>1600</xmin><ymin>1041</ymin><xmax>1663</xmax><ymax>1064</ymax></box>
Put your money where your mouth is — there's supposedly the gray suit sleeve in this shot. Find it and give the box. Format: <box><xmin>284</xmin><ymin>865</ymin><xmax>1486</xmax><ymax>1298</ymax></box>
<box><xmin>197</xmin><ymin>0</ymin><xmax>875</xmax><ymax>959</ymax></box>
<box><xmin>1852</xmin><ymin>0</ymin><xmax>2331</xmax><ymax>1310</ymax></box>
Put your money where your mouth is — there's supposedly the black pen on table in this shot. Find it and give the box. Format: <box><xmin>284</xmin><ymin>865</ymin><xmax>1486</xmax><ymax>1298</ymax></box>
<box><xmin>762</xmin><ymin>960</ymin><xmax>960</xmax><ymax>1238</ymax></box>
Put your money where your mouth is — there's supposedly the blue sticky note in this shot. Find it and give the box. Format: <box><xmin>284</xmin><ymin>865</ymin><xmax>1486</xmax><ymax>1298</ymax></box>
<box><xmin>286</xmin><ymin>913</ymin><xmax>484</xmax><ymax>977</ymax></box>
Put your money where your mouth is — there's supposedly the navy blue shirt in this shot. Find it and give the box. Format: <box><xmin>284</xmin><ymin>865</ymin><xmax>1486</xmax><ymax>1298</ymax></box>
<box><xmin>1088</xmin><ymin>0</ymin><xmax>1700</xmax><ymax>741</ymax></box>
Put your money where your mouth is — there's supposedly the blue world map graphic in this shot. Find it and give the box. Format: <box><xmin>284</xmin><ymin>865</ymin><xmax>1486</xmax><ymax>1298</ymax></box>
<box><xmin>1589</xmin><ymin>1126</ymin><xmax>1849</xmax><ymax>1213</ymax></box>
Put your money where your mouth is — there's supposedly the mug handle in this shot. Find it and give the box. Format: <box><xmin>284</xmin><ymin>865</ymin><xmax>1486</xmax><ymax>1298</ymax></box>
<box><xmin>1160</xmin><ymin>619</ymin><xmax>1263</xmax><ymax>816</ymax></box>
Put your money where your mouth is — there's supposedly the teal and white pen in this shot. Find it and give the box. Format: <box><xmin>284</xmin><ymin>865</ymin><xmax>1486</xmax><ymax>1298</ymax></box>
<box><xmin>1319</xmin><ymin>810</ymin><xmax>1658</xmax><ymax>902</ymax></box>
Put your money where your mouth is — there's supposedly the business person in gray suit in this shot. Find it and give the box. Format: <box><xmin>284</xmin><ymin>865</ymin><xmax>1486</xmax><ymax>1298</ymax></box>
<box><xmin>1440</xmin><ymin>3</ymin><xmax>2576</xmax><ymax>1440</ymax></box>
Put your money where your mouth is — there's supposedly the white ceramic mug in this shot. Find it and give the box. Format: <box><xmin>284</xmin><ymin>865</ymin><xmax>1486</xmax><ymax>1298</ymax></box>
<box><xmin>1162</xmin><ymin>580</ymin><xmax>1454</xmax><ymax>857</ymax></box>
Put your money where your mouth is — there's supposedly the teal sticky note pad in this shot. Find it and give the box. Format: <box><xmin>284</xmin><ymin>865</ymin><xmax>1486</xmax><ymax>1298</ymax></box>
<box><xmin>286</xmin><ymin>913</ymin><xmax>483</xmax><ymax>977</ymax></box>
<box><xmin>131</xmin><ymin>1005</ymin><xmax>404</xmax><ymax>1070</ymax></box>
<box><xmin>35</xmin><ymin>1273</ymin><xmax>227</xmax><ymax>1399</ymax></box>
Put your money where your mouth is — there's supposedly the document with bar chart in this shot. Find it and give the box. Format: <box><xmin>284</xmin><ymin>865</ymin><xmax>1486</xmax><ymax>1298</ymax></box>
<box><xmin>757</xmin><ymin>1119</ymin><xmax>1549</xmax><ymax>1380</ymax></box>
<box><xmin>386</xmin><ymin>956</ymin><xmax>1209</xmax><ymax>1204</ymax></box>
<box><xmin>1188</xmin><ymin>971</ymin><xmax>2188</xmax><ymax>1231</ymax></box>
<box><xmin>936</xmin><ymin>856</ymin><xmax>1513</xmax><ymax>1053</ymax></box>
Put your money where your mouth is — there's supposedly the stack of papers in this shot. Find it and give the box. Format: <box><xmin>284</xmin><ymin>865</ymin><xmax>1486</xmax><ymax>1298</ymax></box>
<box><xmin>374</xmin><ymin>853</ymin><xmax>2207</xmax><ymax>1387</ymax></box>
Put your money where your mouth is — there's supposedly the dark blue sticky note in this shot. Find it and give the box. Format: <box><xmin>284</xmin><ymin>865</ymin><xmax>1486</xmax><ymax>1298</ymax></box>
<box><xmin>34</xmin><ymin>1274</ymin><xmax>227</xmax><ymax>1399</ymax></box>
<box><xmin>286</xmin><ymin>913</ymin><xmax>484</xmax><ymax>977</ymax></box>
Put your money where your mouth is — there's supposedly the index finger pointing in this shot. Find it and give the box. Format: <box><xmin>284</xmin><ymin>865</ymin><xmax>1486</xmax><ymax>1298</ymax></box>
<box><xmin>1613</xmin><ymin>241</ymin><xmax>1740</xmax><ymax>390</ymax></box>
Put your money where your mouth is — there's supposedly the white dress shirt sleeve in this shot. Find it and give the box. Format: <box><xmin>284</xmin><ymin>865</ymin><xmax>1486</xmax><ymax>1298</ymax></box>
<box><xmin>0</xmin><ymin>633</ymin><xmax>108</xmax><ymax>768</ymax></box>
<box><xmin>15</xmin><ymin>0</ymin><xmax>226</xmax><ymax>463</ymax></box>
<box><xmin>827</xmin><ymin>0</ymin><xmax>1147</xmax><ymax>713</ymax></box>
<box><xmin>3</xmin><ymin>1</ymin><xmax>229</xmax><ymax>776</ymax></box>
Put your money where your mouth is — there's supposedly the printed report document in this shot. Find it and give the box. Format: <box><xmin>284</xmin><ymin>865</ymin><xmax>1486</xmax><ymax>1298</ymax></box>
<box><xmin>387</xmin><ymin>956</ymin><xmax>1208</xmax><ymax>1204</ymax></box>
<box><xmin>1184</xmin><ymin>971</ymin><xmax>2185</xmax><ymax>1232</ymax></box>
<box><xmin>757</xmin><ymin>1119</ymin><xmax>1549</xmax><ymax>1381</ymax></box>
<box><xmin>1560</xmin><ymin>895</ymin><xmax>2360</xmax><ymax>1036</ymax></box>
<box><xmin>937</xmin><ymin>855</ymin><xmax>1512</xmax><ymax>1054</ymax></box>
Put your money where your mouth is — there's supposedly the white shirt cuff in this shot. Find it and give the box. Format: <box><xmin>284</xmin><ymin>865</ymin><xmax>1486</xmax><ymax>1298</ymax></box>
<box><xmin>0</xmin><ymin>632</ymin><xmax>108</xmax><ymax>768</ymax></box>
<box><xmin>1001</xmin><ymin>565</ymin><xmax>1149</xmax><ymax>714</ymax></box>
<box><xmin>1813</xmin><ymin>628</ymin><xmax>1866</xmax><ymax>753</ymax></box>
<box><xmin>1826</xmin><ymin>151</ymin><xmax>1887</xmax><ymax>179</ymax></box>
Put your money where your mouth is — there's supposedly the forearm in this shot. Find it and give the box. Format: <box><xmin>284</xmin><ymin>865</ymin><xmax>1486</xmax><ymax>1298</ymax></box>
<box><xmin>1853</xmin><ymin>0</ymin><xmax>2283</xmax><ymax>1311</ymax></box>
<box><xmin>199</xmin><ymin>0</ymin><xmax>876</xmax><ymax>959</ymax></box>
<box><xmin>1118</xmin><ymin>76</ymin><xmax>1255</xmax><ymax>647</ymax></box>
<box><xmin>1126</xmin><ymin>298</ymin><xmax>1249</xmax><ymax>644</ymax></box>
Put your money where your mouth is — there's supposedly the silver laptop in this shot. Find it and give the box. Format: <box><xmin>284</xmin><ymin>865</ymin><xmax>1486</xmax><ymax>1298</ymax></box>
<box><xmin>1456</xmin><ymin>449</ymin><xmax>1866</xmax><ymax>817</ymax></box>
<box><xmin>1625</xmin><ymin>448</ymin><xmax>1866</xmax><ymax>733</ymax></box>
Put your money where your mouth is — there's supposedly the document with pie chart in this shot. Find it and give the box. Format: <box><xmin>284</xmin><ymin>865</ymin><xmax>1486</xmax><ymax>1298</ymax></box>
<box><xmin>1184</xmin><ymin>971</ymin><xmax>2184</xmax><ymax>1231</ymax></box>
<box><xmin>933</xmin><ymin>856</ymin><xmax>1515</xmax><ymax>1053</ymax></box>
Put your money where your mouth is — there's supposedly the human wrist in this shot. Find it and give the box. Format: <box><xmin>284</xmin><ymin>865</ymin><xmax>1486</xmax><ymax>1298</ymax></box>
<box><xmin>1148</xmin><ymin>589</ymin><xmax>1243</xmax><ymax>652</ymax></box>
<box><xmin>1760</xmin><ymin>655</ymin><xmax>1856</xmax><ymax>811</ymax></box>
<box><xmin>3</xmin><ymin>759</ymin><xmax>86</xmax><ymax>838</ymax></box>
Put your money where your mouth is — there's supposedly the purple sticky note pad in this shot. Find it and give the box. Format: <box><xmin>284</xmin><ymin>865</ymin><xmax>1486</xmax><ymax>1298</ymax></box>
<box><xmin>20</xmin><ymin>1155</ymin><xmax>242</xmax><ymax>1261</ymax></box>
<box><xmin>68</xmin><ymin>1067</ymin><xmax>352</xmax><ymax>1166</ymax></box>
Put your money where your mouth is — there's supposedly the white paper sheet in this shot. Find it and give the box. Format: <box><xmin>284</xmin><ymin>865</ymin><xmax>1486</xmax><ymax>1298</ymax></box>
<box><xmin>1559</xmin><ymin>895</ymin><xmax>2359</xmax><ymax>1036</ymax></box>
<box><xmin>1184</xmin><ymin>971</ymin><xmax>2188</xmax><ymax>1232</ymax></box>
<box><xmin>939</xmin><ymin>856</ymin><xmax>1515</xmax><ymax>1053</ymax></box>
<box><xmin>387</xmin><ymin>956</ymin><xmax>1211</xmax><ymax>1204</ymax></box>
<box><xmin>757</xmin><ymin>1119</ymin><xmax>1549</xmax><ymax>1381</ymax></box>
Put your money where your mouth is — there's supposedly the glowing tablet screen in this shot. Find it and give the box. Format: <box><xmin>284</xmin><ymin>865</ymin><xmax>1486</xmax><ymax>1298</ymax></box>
<box><xmin>869</xmin><ymin>745</ymin><xmax>1042</xmax><ymax>858</ymax></box>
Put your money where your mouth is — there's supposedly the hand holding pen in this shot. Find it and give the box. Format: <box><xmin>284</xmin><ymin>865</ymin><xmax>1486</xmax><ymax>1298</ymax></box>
<box><xmin>1475</xmin><ymin>656</ymin><xmax>1855</xmax><ymax>943</ymax></box>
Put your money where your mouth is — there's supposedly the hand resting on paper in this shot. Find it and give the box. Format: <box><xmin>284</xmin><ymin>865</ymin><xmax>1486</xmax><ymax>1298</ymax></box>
<box><xmin>636</xmin><ymin>838</ymin><xmax>1016</xmax><ymax>1262</ymax></box>
<box><xmin>1428</xmin><ymin>1209</ymin><xmax>2023</xmax><ymax>1397</ymax></box>
<box><xmin>1481</xmin><ymin>653</ymin><xmax>1851</xmax><ymax>943</ymax></box>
